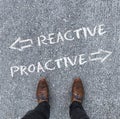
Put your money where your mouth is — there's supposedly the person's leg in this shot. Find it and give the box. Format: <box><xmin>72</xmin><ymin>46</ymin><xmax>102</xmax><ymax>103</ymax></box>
<box><xmin>22</xmin><ymin>101</ymin><xmax>50</xmax><ymax>119</ymax></box>
<box><xmin>70</xmin><ymin>78</ymin><xmax>89</xmax><ymax>119</ymax></box>
<box><xmin>22</xmin><ymin>78</ymin><xmax>50</xmax><ymax>119</ymax></box>
<box><xmin>70</xmin><ymin>101</ymin><xmax>89</xmax><ymax>119</ymax></box>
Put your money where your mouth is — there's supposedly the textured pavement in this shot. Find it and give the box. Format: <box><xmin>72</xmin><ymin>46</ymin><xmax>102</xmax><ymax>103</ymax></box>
<box><xmin>0</xmin><ymin>0</ymin><xmax>120</xmax><ymax>119</ymax></box>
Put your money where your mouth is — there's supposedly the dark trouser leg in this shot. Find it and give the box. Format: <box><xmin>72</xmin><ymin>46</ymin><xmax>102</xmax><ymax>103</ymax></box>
<box><xmin>22</xmin><ymin>102</ymin><xmax>50</xmax><ymax>119</ymax></box>
<box><xmin>70</xmin><ymin>101</ymin><xmax>89</xmax><ymax>119</ymax></box>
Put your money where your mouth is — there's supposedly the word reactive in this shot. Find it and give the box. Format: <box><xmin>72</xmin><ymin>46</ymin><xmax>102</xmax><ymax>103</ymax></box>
<box><xmin>10</xmin><ymin>24</ymin><xmax>106</xmax><ymax>51</ymax></box>
<box><xmin>37</xmin><ymin>24</ymin><xmax>106</xmax><ymax>46</ymax></box>
<box><xmin>10</xmin><ymin>49</ymin><xmax>112</xmax><ymax>77</ymax></box>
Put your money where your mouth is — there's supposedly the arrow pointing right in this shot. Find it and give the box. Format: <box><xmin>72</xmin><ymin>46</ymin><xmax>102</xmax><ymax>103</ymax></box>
<box><xmin>89</xmin><ymin>49</ymin><xmax>112</xmax><ymax>62</ymax></box>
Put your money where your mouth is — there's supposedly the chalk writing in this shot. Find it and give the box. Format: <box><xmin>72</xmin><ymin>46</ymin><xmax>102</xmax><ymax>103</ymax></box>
<box><xmin>89</xmin><ymin>49</ymin><xmax>112</xmax><ymax>62</ymax></box>
<box><xmin>10</xmin><ymin>49</ymin><xmax>112</xmax><ymax>77</ymax></box>
<box><xmin>9</xmin><ymin>37</ymin><xmax>33</xmax><ymax>51</ymax></box>
<box><xmin>37</xmin><ymin>24</ymin><xmax>106</xmax><ymax>46</ymax></box>
<box><xmin>9</xmin><ymin>24</ymin><xmax>107</xmax><ymax>51</ymax></box>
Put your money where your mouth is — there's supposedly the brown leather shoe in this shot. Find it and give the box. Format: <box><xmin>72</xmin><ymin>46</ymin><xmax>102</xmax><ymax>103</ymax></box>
<box><xmin>36</xmin><ymin>78</ymin><xmax>49</xmax><ymax>103</ymax></box>
<box><xmin>71</xmin><ymin>78</ymin><xmax>84</xmax><ymax>103</ymax></box>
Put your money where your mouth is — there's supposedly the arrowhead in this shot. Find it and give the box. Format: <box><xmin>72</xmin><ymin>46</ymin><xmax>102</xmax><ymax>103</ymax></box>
<box><xmin>99</xmin><ymin>49</ymin><xmax>112</xmax><ymax>62</ymax></box>
<box><xmin>9</xmin><ymin>37</ymin><xmax>22</xmax><ymax>51</ymax></box>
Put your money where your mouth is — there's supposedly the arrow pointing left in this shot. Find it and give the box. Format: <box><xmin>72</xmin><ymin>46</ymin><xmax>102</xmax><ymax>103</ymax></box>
<box><xmin>9</xmin><ymin>37</ymin><xmax>33</xmax><ymax>51</ymax></box>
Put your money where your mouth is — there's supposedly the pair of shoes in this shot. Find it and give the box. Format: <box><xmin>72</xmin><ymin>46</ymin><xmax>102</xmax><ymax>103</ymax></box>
<box><xmin>36</xmin><ymin>78</ymin><xmax>84</xmax><ymax>104</ymax></box>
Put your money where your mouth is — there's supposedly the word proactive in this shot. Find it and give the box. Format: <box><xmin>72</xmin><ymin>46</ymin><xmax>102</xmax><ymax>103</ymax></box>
<box><xmin>10</xmin><ymin>49</ymin><xmax>112</xmax><ymax>77</ymax></box>
<box><xmin>10</xmin><ymin>24</ymin><xmax>106</xmax><ymax>51</ymax></box>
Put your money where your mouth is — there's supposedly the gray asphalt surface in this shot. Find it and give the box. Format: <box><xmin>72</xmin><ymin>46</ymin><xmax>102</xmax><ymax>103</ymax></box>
<box><xmin>0</xmin><ymin>0</ymin><xmax>120</xmax><ymax>119</ymax></box>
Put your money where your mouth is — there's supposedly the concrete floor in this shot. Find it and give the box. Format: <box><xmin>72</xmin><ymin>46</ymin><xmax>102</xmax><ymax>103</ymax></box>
<box><xmin>0</xmin><ymin>0</ymin><xmax>120</xmax><ymax>119</ymax></box>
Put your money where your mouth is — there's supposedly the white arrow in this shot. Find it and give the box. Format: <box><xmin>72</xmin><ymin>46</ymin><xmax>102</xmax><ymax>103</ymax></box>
<box><xmin>89</xmin><ymin>49</ymin><xmax>112</xmax><ymax>62</ymax></box>
<box><xmin>9</xmin><ymin>37</ymin><xmax>33</xmax><ymax>51</ymax></box>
